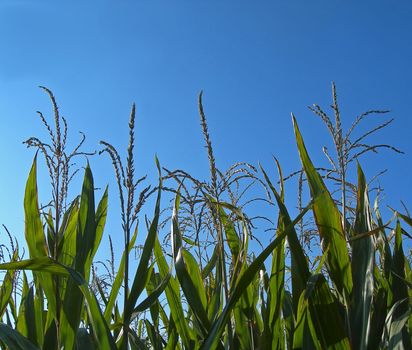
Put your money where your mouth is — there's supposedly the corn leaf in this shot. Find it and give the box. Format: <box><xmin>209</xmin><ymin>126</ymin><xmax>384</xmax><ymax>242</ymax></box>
<box><xmin>306</xmin><ymin>274</ymin><xmax>351</xmax><ymax>349</ymax></box>
<box><xmin>131</xmin><ymin>271</ymin><xmax>171</xmax><ymax>316</ymax></box>
<box><xmin>218</xmin><ymin>205</ymin><xmax>241</xmax><ymax>260</ymax></box>
<box><xmin>261</xmin><ymin>165</ymin><xmax>310</xmax><ymax>314</ymax></box>
<box><xmin>350</xmin><ymin>163</ymin><xmax>375</xmax><ymax>350</ymax></box>
<box><xmin>172</xmin><ymin>192</ymin><xmax>210</xmax><ymax>336</ymax></box>
<box><xmin>0</xmin><ymin>269</ymin><xmax>14</xmax><ymax>319</ymax></box>
<box><xmin>0</xmin><ymin>323</ymin><xmax>41</xmax><ymax>350</ymax></box>
<box><xmin>24</xmin><ymin>156</ymin><xmax>56</xmax><ymax>317</ymax></box>
<box><xmin>124</xmin><ymin>164</ymin><xmax>162</xmax><ymax>327</ymax></box>
<box><xmin>60</xmin><ymin>163</ymin><xmax>96</xmax><ymax>350</ymax></box>
<box><xmin>89</xmin><ymin>185</ymin><xmax>108</xmax><ymax>264</ymax></box>
<box><xmin>104</xmin><ymin>226</ymin><xmax>138</xmax><ymax>323</ymax></box>
<box><xmin>154</xmin><ymin>236</ymin><xmax>196</xmax><ymax>349</ymax></box>
<box><xmin>292</xmin><ymin>115</ymin><xmax>352</xmax><ymax>299</ymax></box>
<box><xmin>0</xmin><ymin>256</ymin><xmax>116</xmax><ymax>349</ymax></box>
<box><xmin>17</xmin><ymin>274</ymin><xmax>40</xmax><ymax>347</ymax></box>
<box><xmin>200</xmin><ymin>203</ymin><xmax>311</xmax><ymax>350</ymax></box>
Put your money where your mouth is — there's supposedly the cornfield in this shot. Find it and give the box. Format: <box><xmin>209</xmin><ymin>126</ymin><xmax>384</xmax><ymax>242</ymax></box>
<box><xmin>0</xmin><ymin>85</ymin><xmax>410</xmax><ymax>349</ymax></box>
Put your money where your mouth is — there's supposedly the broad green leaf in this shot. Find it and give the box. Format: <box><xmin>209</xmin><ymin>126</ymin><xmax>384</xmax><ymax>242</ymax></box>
<box><xmin>34</xmin><ymin>282</ymin><xmax>44</xmax><ymax>348</ymax></box>
<box><xmin>233</xmin><ymin>280</ymin><xmax>255</xmax><ymax>350</ymax></box>
<box><xmin>24</xmin><ymin>156</ymin><xmax>48</xmax><ymax>258</ymax></box>
<box><xmin>24</xmin><ymin>156</ymin><xmax>56</xmax><ymax>317</ymax></box>
<box><xmin>368</xmin><ymin>286</ymin><xmax>388</xmax><ymax>350</ymax></box>
<box><xmin>388</xmin><ymin>307</ymin><xmax>411</xmax><ymax>349</ymax></box>
<box><xmin>177</xmin><ymin>248</ymin><xmax>210</xmax><ymax>334</ymax></box>
<box><xmin>0</xmin><ymin>323</ymin><xmax>41</xmax><ymax>350</ymax></box>
<box><xmin>0</xmin><ymin>269</ymin><xmax>14</xmax><ymax>319</ymax></box>
<box><xmin>76</xmin><ymin>162</ymin><xmax>97</xmax><ymax>278</ymax></box>
<box><xmin>58</xmin><ymin>198</ymin><xmax>79</xmax><ymax>268</ymax></box>
<box><xmin>76</xmin><ymin>328</ymin><xmax>97</xmax><ymax>350</ymax></box>
<box><xmin>306</xmin><ymin>274</ymin><xmax>350</xmax><ymax>349</ymax></box>
<box><xmin>124</xmin><ymin>167</ymin><xmax>162</xmax><ymax>327</ymax></box>
<box><xmin>91</xmin><ymin>186</ymin><xmax>108</xmax><ymax>262</ymax></box>
<box><xmin>120</xmin><ymin>157</ymin><xmax>162</xmax><ymax>349</ymax></box>
<box><xmin>164</xmin><ymin>316</ymin><xmax>179</xmax><ymax>350</ymax></box>
<box><xmin>61</xmin><ymin>163</ymin><xmax>97</xmax><ymax>350</ymax></box>
<box><xmin>259</xmin><ymin>162</ymin><xmax>287</xmax><ymax>349</ymax></box>
<box><xmin>293</xmin><ymin>290</ymin><xmax>321</xmax><ymax>350</ymax></box>
<box><xmin>77</xmin><ymin>283</ymin><xmax>117</xmax><ymax>350</ymax></box>
<box><xmin>218</xmin><ymin>205</ymin><xmax>241</xmax><ymax>260</ymax></box>
<box><xmin>261</xmin><ymin>165</ymin><xmax>310</xmax><ymax>314</ymax></box>
<box><xmin>16</xmin><ymin>274</ymin><xmax>40</xmax><ymax>347</ymax></box>
<box><xmin>293</xmin><ymin>273</ymin><xmax>350</xmax><ymax>349</ymax></box>
<box><xmin>293</xmin><ymin>115</ymin><xmax>352</xmax><ymax>299</ymax></box>
<box><xmin>104</xmin><ymin>227</ymin><xmax>138</xmax><ymax>323</ymax></box>
<box><xmin>200</xmin><ymin>204</ymin><xmax>311</xmax><ymax>350</ymax></box>
<box><xmin>128</xmin><ymin>328</ymin><xmax>149</xmax><ymax>350</ymax></box>
<box><xmin>202</xmin><ymin>245</ymin><xmax>218</xmax><ymax>279</ymax></box>
<box><xmin>392</xmin><ymin>221</ymin><xmax>409</xmax><ymax>317</ymax></box>
<box><xmin>207</xmin><ymin>259</ymin><xmax>222</xmax><ymax>324</ymax></box>
<box><xmin>350</xmin><ymin>163</ymin><xmax>375</xmax><ymax>350</ymax></box>
<box><xmin>154</xmin><ymin>237</ymin><xmax>195</xmax><ymax>349</ymax></box>
<box><xmin>172</xmin><ymin>192</ymin><xmax>210</xmax><ymax>336</ymax></box>
<box><xmin>145</xmin><ymin>319</ymin><xmax>164</xmax><ymax>350</ymax></box>
<box><xmin>382</xmin><ymin>299</ymin><xmax>410</xmax><ymax>348</ymax></box>
<box><xmin>397</xmin><ymin>211</ymin><xmax>412</xmax><ymax>228</ymax></box>
<box><xmin>389</xmin><ymin>221</ymin><xmax>411</xmax><ymax>348</ymax></box>
<box><xmin>0</xmin><ymin>257</ymin><xmax>82</xmax><ymax>283</ymax></box>
<box><xmin>131</xmin><ymin>271</ymin><xmax>171</xmax><ymax>317</ymax></box>
<box><xmin>283</xmin><ymin>291</ymin><xmax>294</xmax><ymax>349</ymax></box>
<box><xmin>0</xmin><ymin>256</ymin><xmax>116</xmax><ymax>349</ymax></box>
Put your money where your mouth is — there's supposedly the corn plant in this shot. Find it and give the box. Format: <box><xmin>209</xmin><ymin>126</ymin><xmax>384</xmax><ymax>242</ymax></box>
<box><xmin>0</xmin><ymin>87</ymin><xmax>410</xmax><ymax>350</ymax></box>
<box><xmin>0</xmin><ymin>88</ymin><xmax>118</xmax><ymax>349</ymax></box>
<box><xmin>98</xmin><ymin>104</ymin><xmax>169</xmax><ymax>349</ymax></box>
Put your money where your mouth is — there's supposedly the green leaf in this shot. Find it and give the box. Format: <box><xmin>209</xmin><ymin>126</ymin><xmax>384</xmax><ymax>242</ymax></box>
<box><xmin>392</xmin><ymin>221</ymin><xmax>409</xmax><ymax>317</ymax></box>
<box><xmin>90</xmin><ymin>186</ymin><xmax>109</xmax><ymax>263</ymax></box>
<box><xmin>0</xmin><ymin>269</ymin><xmax>14</xmax><ymax>320</ymax></box>
<box><xmin>0</xmin><ymin>257</ymin><xmax>116</xmax><ymax>349</ymax></box>
<box><xmin>24</xmin><ymin>156</ymin><xmax>48</xmax><ymax>258</ymax></box>
<box><xmin>350</xmin><ymin>163</ymin><xmax>375</xmax><ymax>350</ymax></box>
<box><xmin>200</xmin><ymin>203</ymin><xmax>311</xmax><ymax>350</ymax></box>
<box><xmin>76</xmin><ymin>162</ymin><xmax>97</xmax><ymax>278</ymax></box>
<box><xmin>282</xmin><ymin>291</ymin><xmax>294</xmax><ymax>349</ymax></box>
<box><xmin>293</xmin><ymin>290</ymin><xmax>321</xmax><ymax>350</ymax></box>
<box><xmin>0</xmin><ymin>323</ymin><xmax>41</xmax><ymax>350</ymax></box>
<box><xmin>388</xmin><ymin>308</ymin><xmax>411</xmax><ymax>350</ymax></box>
<box><xmin>292</xmin><ymin>115</ymin><xmax>352</xmax><ymax>299</ymax></box>
<box><xmin>306</xmin><ymin>274</ymin><xmax>351</xmax><ymax>349</ymax></box>
<box><xmin>131</xmin><ymin>272</ymin><xmax>171</xmax><ymax>317</ymax></box>
<box><xmin>257</xmin><ymin>163</ymin><xmax>287</xmax><ymax>349</ymax></box>
<box><xmin>77</xmin><ymin>283</ymin><xmax>117</xmax><ymax>350</ymax></box>
<box><xmin>396</xmin><ymin>211</ymin><xmax>412</xmax><ymax>228</ymax></box>
<box><xmin>124</xmin><ymin>170</ymin><xmax>162</xmax><ymax>326</ymax></box>
<box><xmin>172</xmin><ymin>192</ymin><xmax>210</xmax><ymax>336</ymax></box>
<box><xmin>261</xmin><ymin>164</ymin><xmax>310</xmax><ymax>315</ymax></box>
<box><xmin>154</xmin><ymin>237</ymin><xmax>195</xmax><ymax>349</ymax></box>
<box><xmin>16</xmin><ymin>274</ymin><xmax>39</xmax><ymax>347</ymax></box>
<box><xmin>60</xmin><ymin>163</ymin><xmax>98</xmax><ymax>349</ymax></box>
<box><xmin>202</xmin><ymin>245</ymin><xmax>218</xmax><ymax>279</ymax></box>
<box><xmin>388</xmin><ymin>221</ymin><xmax>411</xmax><ymax>348</ymax></box>
<box><xmin>104</xmin><ymin>227</ymin><xmax>138</xmax><ymax>323</ymax></box>
<box><xmin>0</xmin><ymin>257</ymin><xmax>82</xmax><ymax>283</ymax></box>
<box><xmin>24</xmin><ymin>156</ymin><xmax>56</xmax><ymax>317</ymax></box>
<box><xmin>76</xmin><ymin>328</ymin><xmax>97</xmax><ymax>350</ymax></box>
<box><xmin>58</xmin><ymin>198</ymin><xmax>79</xmax><ymax>268</ymax></box>
<box><xmin>219</xmin><ymin>205</ymin><xmax>241</xmax><ymax>260</ymax></box>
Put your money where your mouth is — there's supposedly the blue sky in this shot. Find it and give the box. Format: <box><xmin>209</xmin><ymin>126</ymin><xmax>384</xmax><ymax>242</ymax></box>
<box><xmin>0</xmin><ymin>1</ymin><xmax>411</xmax><ymax>260</ymax></box>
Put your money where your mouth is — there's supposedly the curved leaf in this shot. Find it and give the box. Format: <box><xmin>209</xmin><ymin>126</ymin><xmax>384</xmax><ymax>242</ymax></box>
<box><xmin>293</xmin><ymin>115</ymin><xmax>352</xmax><ymax>299</ymax></box>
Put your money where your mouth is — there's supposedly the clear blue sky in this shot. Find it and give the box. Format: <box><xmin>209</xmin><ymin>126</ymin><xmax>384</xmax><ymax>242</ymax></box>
<box><xmin>0</xmin><ymin>1</ymin><xmax>411</xmax><ymax>259</ymax></box>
